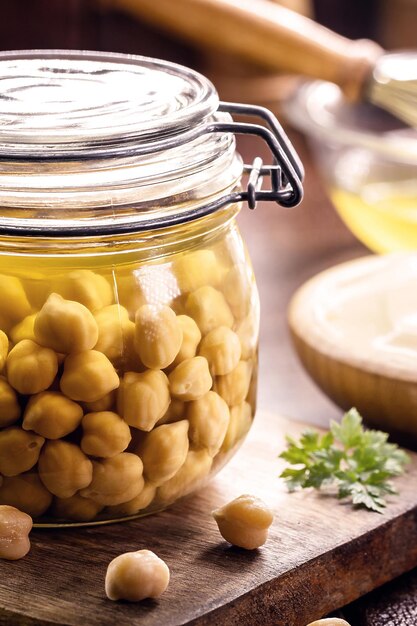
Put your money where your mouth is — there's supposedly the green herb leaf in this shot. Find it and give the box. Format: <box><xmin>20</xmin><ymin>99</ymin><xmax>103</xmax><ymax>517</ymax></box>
<box><xmin>279</xmin><ymin>409</ymin><xmax>410</xmax><ymax>513</ymax></box>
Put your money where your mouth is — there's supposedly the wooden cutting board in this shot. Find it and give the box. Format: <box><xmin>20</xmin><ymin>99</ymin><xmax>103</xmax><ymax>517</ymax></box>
<box><xmin>1</xmin><ymin>411</ymin><xmax>417</xmax><ymax>626</ymax></box>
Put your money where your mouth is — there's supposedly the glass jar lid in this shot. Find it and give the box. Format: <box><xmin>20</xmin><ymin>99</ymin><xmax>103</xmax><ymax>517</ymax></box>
<box><xmin>0</xmin><ymin>50</ymin><xmax>303</xmax><ymax>237</ymax></box>
<box><xmin>0</xmin><ymin>50</ymin><xmax>219</xmax><ymax>159</ymax></box>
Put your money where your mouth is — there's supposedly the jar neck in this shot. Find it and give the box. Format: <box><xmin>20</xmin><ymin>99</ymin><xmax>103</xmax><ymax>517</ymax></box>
<box><xmin>0</xmin><ymin>202</ymin><xmax>241</xmax><ymax>261</ymax></box>
<box><xmin>0</xmin><ymin>112</ymin><xmax>242</xmax><ymax>238</ymax></box>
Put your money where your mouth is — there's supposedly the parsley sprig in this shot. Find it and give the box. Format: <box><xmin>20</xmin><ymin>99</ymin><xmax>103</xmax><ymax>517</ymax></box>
<box><xmin>279</xmin><ymin>408</ymin><xmax>409</xmax><ymax>513</ymax></box>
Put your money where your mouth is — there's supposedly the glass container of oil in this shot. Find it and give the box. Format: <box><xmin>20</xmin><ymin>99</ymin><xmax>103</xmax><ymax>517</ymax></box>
<box><xmin>286</xmin><ymin>80</ymin><xmax>417</xmax><ymax>252</ymax></box>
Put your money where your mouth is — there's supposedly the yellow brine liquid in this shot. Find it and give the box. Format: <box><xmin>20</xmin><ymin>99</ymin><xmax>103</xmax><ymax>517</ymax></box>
<box><xmin>330</xmin><ymin>180</ymin><xmax>417</xmax><ymax>252</ymax></box>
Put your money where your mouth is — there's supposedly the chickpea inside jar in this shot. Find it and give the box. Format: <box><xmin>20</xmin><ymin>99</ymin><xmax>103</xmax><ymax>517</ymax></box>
<box><xmin>0</xmin><ymin>50</ymin><xmax>303</xmax><ymax>526</ymax></box>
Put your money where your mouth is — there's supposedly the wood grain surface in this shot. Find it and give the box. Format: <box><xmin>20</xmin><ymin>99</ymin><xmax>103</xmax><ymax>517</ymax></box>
<box><xmin>0</xmin><ymin>411</ymin><xmax>417</xmax><ymax>626</ymax></box>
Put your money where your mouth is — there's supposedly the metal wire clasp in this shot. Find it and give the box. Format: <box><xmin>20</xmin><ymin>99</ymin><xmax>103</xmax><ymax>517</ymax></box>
<box><xmin>214</xmin><ymin>101</ymin><xmax>304</xmax><ymax>210</ymax></box>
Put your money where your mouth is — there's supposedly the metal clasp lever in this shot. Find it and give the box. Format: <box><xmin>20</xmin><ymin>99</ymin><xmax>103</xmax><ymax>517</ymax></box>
<box><xmin>209</xmin><ymin>101</ymin><xmax>304</xmax><ymax>210</ymax></box>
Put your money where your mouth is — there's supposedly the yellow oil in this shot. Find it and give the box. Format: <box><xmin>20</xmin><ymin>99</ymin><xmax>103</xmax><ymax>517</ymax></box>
<box><xmin>330</xmin><ymin>182</ymin><xmax>417</xmax><ymax>253</ymax></box>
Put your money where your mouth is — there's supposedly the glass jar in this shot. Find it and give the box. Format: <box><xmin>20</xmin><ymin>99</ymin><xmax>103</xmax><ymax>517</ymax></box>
<box><xmin>0</xmin><ymin>50</ymin><xmax>303</xmax><ymax>526</ymax></box>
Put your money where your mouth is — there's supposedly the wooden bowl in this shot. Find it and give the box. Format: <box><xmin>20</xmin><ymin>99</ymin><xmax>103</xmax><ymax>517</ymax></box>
<box><xmin>288</xmin><ymin>254</ymin><xmax>417</xmax><ymax>447</ymax></box>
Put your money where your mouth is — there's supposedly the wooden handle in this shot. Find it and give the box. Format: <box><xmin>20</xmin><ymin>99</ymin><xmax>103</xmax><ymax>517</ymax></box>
<box><xmin>100</xmin><ymin>0</ymin><xmax>383</xmax><ymax>101</ymax></box>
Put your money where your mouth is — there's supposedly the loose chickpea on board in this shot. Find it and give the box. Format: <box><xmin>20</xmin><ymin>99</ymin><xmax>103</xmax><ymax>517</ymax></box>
<box><xmin>0</xmin><ymin>505</ymin><xmax>32</xmax><ymax>560</ymax></box>
<box><xmin>212</xmin><ymin>494</ymin><xmax>274</xmax><ymax>550</ymax></box>
<box><xmin>105</xmin><ymin>549</ymin><xmax>170</xmax><ymax>602</ymax></box>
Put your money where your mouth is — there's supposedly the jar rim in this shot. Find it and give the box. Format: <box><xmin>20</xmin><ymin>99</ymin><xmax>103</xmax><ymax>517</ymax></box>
<box><xmin>0</xmin><ymin>49</ymin><xmax>219</xmax><ymax>159</ymax></box>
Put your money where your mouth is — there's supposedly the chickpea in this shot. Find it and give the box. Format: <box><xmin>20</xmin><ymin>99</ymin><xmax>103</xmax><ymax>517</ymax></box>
<box><xmin>0</xmin><ymin>473</ymin><xmax>52</xmax><ymax>518</ymax></box>
<box><xmin>60</xmin><ymin>350</ymin><xmax>120</xmax><ymax>403</ymax></box>
<box><xmin>106</xmin><ymin>482</ymin><xmax>156</xmax><ymax>517</ymax></box>
<box><xmin>306</xmin><ymin>621</ymin><xmax>351</xmax><ymax>626</ymax></box>
<box><xmin>157</xmin><ymin>449</ymin><xmax>212</xmax><ymax>505</ymax></box>
<box><xmin>94</xmin><ymin>304</ymin><xmax>130</xmax><ymax>362</ymax></box>
<box><xmin>83</xmin><ymin>390</ymin><xmax>116</xmax><ymax>413</ymax></box>
<box><xmin>156</xmin><ymin>399</ymin><xmax>185</xmax><ymax>426</ymax></box>
<box><xmin>185</xmin><ymin>286</ymin><xmax>233</xmax><ymax>335</ymax></box>
<box><xmin>0</xmin><ymin>377</ymin><xmax>20</xmax><ymax>427</ymax></box>
<box><xmin>171</xmin><ymin>315</ymin><xmax>201</xmax><ymax>366</ymax></box>
<box><xmin>0</xmin><ymin>330</ymin><xmax>8</xmax><ymax>373</ymax></box>
<box><xmin>0</xmin><ymin>427</ymin><xmax>44</xmax><ymax>477</ymax></box>
<box><xmin>0</xmin><ymin>274</ymin><xmax>31</xmax><ymax>333</ymax></box>
<box><xmin>222</xmin><ymin>263</ymin><xmax>252</xmax><ymax>320</ymax></box>
<box><xmin>51</xmin><ymin>269</ymin><xmax>113</xmax><ymax>312</ymax></box>
<box><xmin>6</xmin><ymin>339</ymin><xmax>58</xmax><ymax>395</ymax></box>
<box><xmin>105</xmin><ymin>549</ymin><xmax>170</xmax><ymax>602</ymax></box>
<box><xmin>22</xmin><ymin>392</ymin><xmax>83</xmax><ymax>439</ymax></box>
<box><xmin>0</xmin><ymin>505</ymin><xmax>32</xmax><ymax>560</ymax></box>
<box><xmin>117</xmin><ymin>370</ymin><xmax>170</xmax><ymax>431</ymax></box>
<box><xmin>120</xmin><ymin>320</ymin><xmax>145</xmax><ymax>373</ymax></box>
<box><xmin>134</xmin><ymin>304</ymin><xmax>182</xmax><ymax>369</ymax></box>
<box><xmin>212</xmin><ymin>494</ymin><xmax>274</xmax><ymax>550</ymax></box>
<box><xmin>38</xmin><ymin>440</ymin><xmax>93</xmax><ymax>498</ymax></box>
<box><xmin>214</xmin><ymin>360</ymin><xmax>253</xmax><ymax>407</ymax></box>
<box><xmin>9</xmin><ymin>313</ymin><xmax>37</xmax><ymax>344</ymax></box>
<box><xmin>21</xmin><ymin>272</ymin><xmax>50</xmax><ymax>310</ymax></box>
<box><xmin>187</xmin><ymin>391</ymin><xmax>230</xmax><ymax>457</ymax></box>
<box><xmin>236</xmin><ymin>310</ymin><xmax>259</xmax><ymax>360</ymax></box>
<box><xmin>81</xmin><ymin>411</ymin><xmax>131</xmax><ymax>458</ymax></box>
<box><xmin>173</xmin><ymin>249</ymin><xmax>223</xmax><ymax>293</ymax></box>
<box><xmin>80</xmin><ymin>452</ymin><xmax>144</xmax><ymax>506</ymax></box>
<box><xmin>115</xmin><ymin>272</ymin><xmax>147</xmax><ymax>316</ymax></box>
<box><xmin>139</xmin><ymin>420</ymin><xmax>189</xmax><ymax>486</ymax></box>
<box><xmin>168</xmin><ymin>356</ymin><xmax>212</xmax><ymax>401</ymax></box>
<box><xmin>34</xmin><ymin>293</ymin><xmax>99</xmax><ymax>354</ymax></box>
<box><xmin>53</xmin><ymin>494</ymin><xmax>103</xmax><ymax>523</ymax></box>
<box><xmin>198</xmin><ymin>326</ymin><xmax>241</xmax><ymax>376</ymax></box>
<box><xmin>221</xmin><ymin>401</ymin><xmax>253</xmax><ymax>452</ymax></box>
